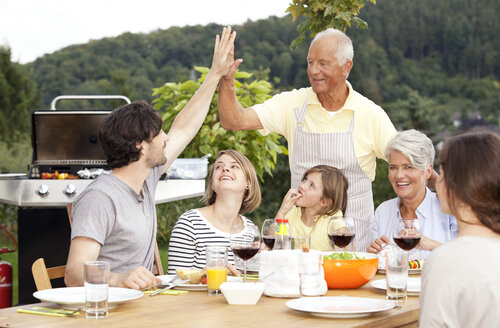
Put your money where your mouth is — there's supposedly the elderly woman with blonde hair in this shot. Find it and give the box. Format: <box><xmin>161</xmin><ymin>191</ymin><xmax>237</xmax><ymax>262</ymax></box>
<box><xmin>167</xmin><ymin>149</ymin><xmax>261</xmax><ymax>274</ymax></box>
<box><xmin>368</xmin><ymin>129</ymin><xmax>457</xmax><ymax>259</ymax></box>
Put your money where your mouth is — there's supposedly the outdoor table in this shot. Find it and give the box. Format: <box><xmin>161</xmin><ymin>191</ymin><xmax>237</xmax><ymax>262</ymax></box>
<box><xmin>0</xmin><ymin>274</ymin><xmax>419</xmax><ymax>327</ymax></box>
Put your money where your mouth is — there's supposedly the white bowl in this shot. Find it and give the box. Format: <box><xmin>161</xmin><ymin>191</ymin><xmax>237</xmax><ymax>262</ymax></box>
<box><xmin>219</xmin><ymin>282</ymin><xmax>265</xmax><ymax>305</ymax></box>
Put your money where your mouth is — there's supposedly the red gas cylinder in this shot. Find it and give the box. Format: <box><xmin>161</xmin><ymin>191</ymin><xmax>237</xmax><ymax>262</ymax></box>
<box><xmin>0</xmin><ymin>258</ymin><xmax>12</xmax><ymax>308</ymax></box>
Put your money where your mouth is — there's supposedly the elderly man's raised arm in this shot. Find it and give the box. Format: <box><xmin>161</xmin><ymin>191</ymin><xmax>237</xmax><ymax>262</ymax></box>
<box><xmin>218</xmin><ymin>59</ymin><xmax>263</xmax><ymax>131</ymax></box>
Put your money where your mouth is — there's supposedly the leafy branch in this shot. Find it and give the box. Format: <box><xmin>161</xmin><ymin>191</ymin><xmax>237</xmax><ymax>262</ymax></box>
<box><xmin>286</xmin><ymin>0</ymin><xmax>376</xmax><ymax>49</ymax></box>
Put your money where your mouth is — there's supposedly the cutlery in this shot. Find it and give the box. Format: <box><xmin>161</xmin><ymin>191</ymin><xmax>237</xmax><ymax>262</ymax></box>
<box><xmin>259</xmin><ymin>272</ymin><xmax>275</xmax><ymax>282</ymax></box>
<box><xmin>142</xmin><ymin>275</ymin><xmax>178</xmax><ymax>291</ymax></box>
<box><xmin>149</xmin><ymin>279</ymin><xmax>189</xmax><ymax>296</ymax></box>
<box><xmin>140</xmin><ymin>281</ymin><xmax>163</xmax><ymax>291</ymax></box>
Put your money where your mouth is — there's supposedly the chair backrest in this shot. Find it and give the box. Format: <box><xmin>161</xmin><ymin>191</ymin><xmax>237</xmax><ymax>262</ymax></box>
<box><xmin>31</xmin><ymin>258</ymin><xmax>66</xmax><ymax>291</ymax></box>
<box><xmin>66</xmin><ymin>203</ymin><xmax>164</xmax><ymax>276</ymax></box>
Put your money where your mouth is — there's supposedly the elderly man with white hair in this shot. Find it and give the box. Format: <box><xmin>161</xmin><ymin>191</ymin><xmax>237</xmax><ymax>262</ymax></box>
<box><xmin>217</xmin><ymin>28</ymin><xmax>398</xmax><ymax>250</ymax></box>
<box><xmin>368</xmin><ymin>129</ymin><xmax>458</xmax><ymax>259</ymax></box>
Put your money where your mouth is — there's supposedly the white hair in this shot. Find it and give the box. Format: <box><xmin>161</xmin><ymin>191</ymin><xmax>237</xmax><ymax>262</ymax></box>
<box><xmin>385</xmin><ymin>129</ymin><xmax>435</xmax><ymax>171</ymax></box>
<box><xmin>311</xmin><ymin>28</ymin><xmax>354</xmax><ymax>66</ymax></box>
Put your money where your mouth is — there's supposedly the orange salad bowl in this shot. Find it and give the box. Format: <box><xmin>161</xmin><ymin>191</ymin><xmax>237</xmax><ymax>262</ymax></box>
<box><xmin>322</xmin><ymin>252</ymin><xmax>378</xmax><ymax>289</ymax></box>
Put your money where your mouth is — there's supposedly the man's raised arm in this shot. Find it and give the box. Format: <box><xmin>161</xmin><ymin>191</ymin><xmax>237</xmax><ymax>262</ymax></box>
<box><xmin>163</xmin><ymin>26</ymin><xmax>238</xmax><ymax>169</ymax></box>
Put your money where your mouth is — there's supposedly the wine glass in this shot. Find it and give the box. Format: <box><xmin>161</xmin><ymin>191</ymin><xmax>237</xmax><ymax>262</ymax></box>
<box><xmin>261</xmin><ymin>219</ymin><xmax>276</xmax><ymax>250</ymax></box>
<box><xmin>230</xmin><ymin>224</ymin><xmax>261</xmax><ymax>282</ymax></box>
<box><xmin>391</xmin><ymin>218</ymin><xmax>422</xmax><ymax>251</ymax></box>
<box><xmin>327</xmin><ymin>216</ymin><xmax>355</xmax><ymax>252</ymax></box>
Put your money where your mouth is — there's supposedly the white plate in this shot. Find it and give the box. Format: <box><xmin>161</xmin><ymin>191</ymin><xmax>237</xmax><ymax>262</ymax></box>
<box><xmin>158</xmin><ymin>275</ymin><xmax>240</xmax><ymax>291</ymax></box>
<box><xmin>33</xmin><ymin>287</ymin><xmax>143</xmax><ymax>309</ymax></box>
<box><xmin>370</xmin><ymin>278</ymin><xmax>421</xmax><ymax>295</ymax></box>
<box><xmin>286</xmin><ymin>296</ymin><xmax>395</xmax><ymax>318</ymax></box>
<box><xmin>378</xmin><ymin>268</ymin><xmax>421</xmax><ymax>275</ymax></box>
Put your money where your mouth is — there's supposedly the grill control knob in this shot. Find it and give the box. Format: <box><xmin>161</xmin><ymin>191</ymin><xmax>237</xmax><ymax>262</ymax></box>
<box><xmin>37</xmin><ymin>184</ymin><xmax>49</xmax><ymax>197</ymax></box>
<box><xmin>64</xmin><ymin>184</ymin><xmax>77</xmax><ymax>197</ymax></box>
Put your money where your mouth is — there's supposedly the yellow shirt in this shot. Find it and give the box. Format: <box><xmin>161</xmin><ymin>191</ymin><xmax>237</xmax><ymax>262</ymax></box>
<box><xmin>253</xmin><ymin>82</ymin><xmax>397</xmax><ymax>180</ymax></box>
<box><xmin>286</xmin><ymin>206</ymin><xmax>345</xmax><ymax>251</ymax></box>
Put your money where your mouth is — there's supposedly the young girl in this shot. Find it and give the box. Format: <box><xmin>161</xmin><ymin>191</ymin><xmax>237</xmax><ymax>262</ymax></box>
<box><xmin>276</xmin><ymin>165</ymin><xmax>348</xmax><ymax>251</ymax></box>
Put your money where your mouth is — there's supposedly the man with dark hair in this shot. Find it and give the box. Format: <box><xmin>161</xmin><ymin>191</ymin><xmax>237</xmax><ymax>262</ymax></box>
<box><xmin>65</xmin><ymin>27</ymin><xmax>237</xmax><ymax>290</ymax></box>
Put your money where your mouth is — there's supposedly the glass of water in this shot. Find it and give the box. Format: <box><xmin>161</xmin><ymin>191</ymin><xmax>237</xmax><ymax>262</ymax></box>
<box><xmin>385</xmin><ymin>245</ymin><xmax>408</xmax><ymax>307</ymax></box>
<box><xmin>84</xmin><ymin>261</ymin><xmax>110</xmax><ymax>319</ymax></box>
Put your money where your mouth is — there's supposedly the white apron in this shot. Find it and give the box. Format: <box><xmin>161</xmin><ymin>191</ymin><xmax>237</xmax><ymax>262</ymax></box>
<box><xmin>290</xmin><ymin>101</ymin><xmax>374</xmax><ymax>251</ymax></box>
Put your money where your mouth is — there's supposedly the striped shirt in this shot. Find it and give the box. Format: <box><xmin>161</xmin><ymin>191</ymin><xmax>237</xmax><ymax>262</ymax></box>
<box><xmin>167</xmin><ymin>209</ymin><xmax>256</xmax><ymax>274</ymax></box>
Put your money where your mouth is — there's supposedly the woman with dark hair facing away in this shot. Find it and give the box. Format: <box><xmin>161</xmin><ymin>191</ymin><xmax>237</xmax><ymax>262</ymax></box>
<box><xmin>420</xmin><ymin>131</ymin><xmax>500</xmax><ymax>327</ymax></box>
<box><xmin>167</xmin><ymin>150</ymin><xmax>261</xmax><ymax>274</ymax></box>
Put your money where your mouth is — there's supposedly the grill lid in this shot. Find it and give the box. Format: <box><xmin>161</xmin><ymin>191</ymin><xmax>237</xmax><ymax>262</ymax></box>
<box><xmin>31</xmin><ymin>110</ymin><xmax>111</xmax><ymax>163</ymax></box>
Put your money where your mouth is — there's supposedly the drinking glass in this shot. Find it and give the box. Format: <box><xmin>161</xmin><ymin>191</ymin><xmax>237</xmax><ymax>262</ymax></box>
<box><xmin>206</xmin><ymin>246</ymin><xmax>228</xmax><ymax>296</ymax></box>
<box><xmin>391</xmin><ymin>219</ymin><xmax>422</xmax><ymax>251</ymax></box>
<box><xmin>327</xmin><ymin>216</ymin><xmax>355</xmax><ymax>251</ymax></box>
<box><xmin>230</xmin><ymin>224</ymin><xmax>261</xmax><ymax>282</ymax></box>
<box><xmin>291</xmin><ymin>235</ymin><xmax>311</xmax><ymax>252</ymax></box>
<box><xmin>84</xmin><ymin>261</ymin><xmax>110</xmax><ymax>319</ymax></box>
<box><xmin>261</xmin><ymin>219</ymin><xmax>276</xmax><ymax>250</ymax></box>
<box><xmin>385</xmin><ymin>245</ymin><xmax>408</xmax><ymax>306</ymax></box>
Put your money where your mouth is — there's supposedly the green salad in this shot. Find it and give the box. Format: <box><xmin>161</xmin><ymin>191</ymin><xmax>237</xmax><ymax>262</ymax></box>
<box><xmin>323</xmin><ymin>252</ymin><xmax>365</xmax><ymax>260</ymax></box>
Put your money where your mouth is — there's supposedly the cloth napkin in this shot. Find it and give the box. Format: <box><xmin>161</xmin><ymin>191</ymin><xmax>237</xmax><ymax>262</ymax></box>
<box><xmin>299</xmin><ymin>251</ymin><xmax>328</xmax><ymax>296</ymax></box>
<box><xmin>260</xmin><ymin>250</ymin><xmax>300</xmax><ymax>298</ymax></box>
<box><xmin>18</xmin><ymin>307</ymin><xmax>80</xmax><ymax>317</ymax></box>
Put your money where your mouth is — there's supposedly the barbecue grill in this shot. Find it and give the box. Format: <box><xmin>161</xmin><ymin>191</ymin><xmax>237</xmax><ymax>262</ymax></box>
<box><xmin>0</xmin><ymin>96</ymin><xmax>206</xmax><ymax>304</ymax></box>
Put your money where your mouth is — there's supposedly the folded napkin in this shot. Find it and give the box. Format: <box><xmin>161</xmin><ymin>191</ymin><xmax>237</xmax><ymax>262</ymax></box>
<box><xmin>18</xmin><ymin>307</ymin><xmax>80</xmax><ymax>317</ymax></box>
<box><xmin>299</xmin><ymin>251</ymin><xmax>327</xmax><ymax>296</ymax></box>
<box><xmin>143</xmin><ymin>290</ymin><xmax>188</xmax><ymax>296</ymax></box>
<box><xmin>260</xmin><ymin>250</ymin><xmax>300</xmax><ymax>298</ymax></box>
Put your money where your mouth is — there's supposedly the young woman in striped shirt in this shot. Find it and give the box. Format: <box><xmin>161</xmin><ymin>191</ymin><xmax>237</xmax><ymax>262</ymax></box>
<box><xmin>167</xmin><ymin>150</ymin><xmax>261</xmax><ymax>274</ymax></box>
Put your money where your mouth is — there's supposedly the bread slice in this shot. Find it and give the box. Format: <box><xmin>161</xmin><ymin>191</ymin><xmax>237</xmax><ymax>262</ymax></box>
<box><xmin>176</xmin><ymin>268</ymin><xmax>204</xmax><ymax>284</ymax></box>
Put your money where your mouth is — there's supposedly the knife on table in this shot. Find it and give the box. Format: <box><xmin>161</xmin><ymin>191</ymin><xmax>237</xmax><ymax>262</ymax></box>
<box><xmin>149</xmin><ymin>279</ymin><xmax>189</xmax><ymax>296</ymax></box>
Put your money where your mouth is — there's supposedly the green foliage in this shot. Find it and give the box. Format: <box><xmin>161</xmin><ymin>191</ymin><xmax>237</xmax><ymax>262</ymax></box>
<box><xmin>372</xmin><ymin>159</ymin><xmax>395</xmax><ymax>208</ymax></box>
<box><xmin>286</xmin><ymin>0</ymin><xmax>376</xmax><ymax>49</ymax></box>
<box><xmin>0</xmin><ymin>47</ymin><xmax>40</xmax><ymax>144</ymax></box>
<box><xmin>152</xmin><ymin>67</ymin><xmax>287</xmax><ymax>181</ymax></box>
<box><xmin>0</xmin><ymin>134</ymin><xmax>32</xmax><ymax>173</ymax></box>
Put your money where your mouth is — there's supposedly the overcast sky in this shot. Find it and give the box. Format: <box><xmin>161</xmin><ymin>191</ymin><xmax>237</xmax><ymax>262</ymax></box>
<box><xmin>0</xmin><ymin>0</ymin><xmax>291</xmax><ymax>64</ymax></box>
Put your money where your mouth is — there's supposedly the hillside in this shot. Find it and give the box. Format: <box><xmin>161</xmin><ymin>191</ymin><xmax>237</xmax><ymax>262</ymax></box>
<box><xmin>26</xmin><ymin>0</ymin><xmax>499</xmax><ymax>137</ymax></box>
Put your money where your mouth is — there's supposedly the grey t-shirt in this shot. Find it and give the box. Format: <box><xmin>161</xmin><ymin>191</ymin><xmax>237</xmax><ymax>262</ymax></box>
<box><xmin>71</xmin><ymin>165</ymin><xmax>164</xmax><ymax>273</ymax></box>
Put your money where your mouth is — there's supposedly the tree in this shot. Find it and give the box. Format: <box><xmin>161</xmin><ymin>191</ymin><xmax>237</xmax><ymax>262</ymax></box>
<box><xmin>286</xmin><ymin>0</ymin><xmax>376</xmax><ymax>49</ymax></box>
<box><xmin>0</xmin><ymin>47</ymin><xmax>40</xmax><ymax>145</ymax></box>
<box><xmin>152</xmin><ymin>66</ymin><xmax>286</xmax><ymax>180</ymax></box>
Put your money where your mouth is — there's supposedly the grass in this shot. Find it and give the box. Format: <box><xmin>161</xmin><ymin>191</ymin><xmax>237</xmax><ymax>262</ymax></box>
<box><xmin>1</xmin><ymin>251</ymin><xmax>18</xmax><ymax>306</ymax></box>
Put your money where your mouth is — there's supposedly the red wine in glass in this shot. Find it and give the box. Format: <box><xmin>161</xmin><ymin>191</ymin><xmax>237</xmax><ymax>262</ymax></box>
<box><xmin>328</xmin><ymin>233</ymin><xmax>355</xmax><ymax>248</ymax></box>
<box><xmin>391</xmin><ymin>219</ymin><xmax>422</xmax><ymax>251</ymax></box>
<box><xmin>393</xmin><ymin>237</ymin><xmax>421</xmax><ymax>251</ymax></box>
<box><xmin>231</xmin><ymin>246</ymin><xmax>259</xmax><ymax>261</ymax></box>
<box><xmin>262</xmin><ymin>237</ymin><xmax>275</xmax><ymax>249</ymax></box>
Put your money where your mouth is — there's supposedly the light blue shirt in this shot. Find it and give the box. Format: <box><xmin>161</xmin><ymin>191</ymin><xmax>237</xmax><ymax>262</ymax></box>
<box><xmin>372</xmin><ymin>187</ymin><xmax>458</xmax><ymax>259</ymax></box>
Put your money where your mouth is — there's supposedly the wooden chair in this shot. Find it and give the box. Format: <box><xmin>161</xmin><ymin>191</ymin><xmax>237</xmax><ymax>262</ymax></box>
<box><xmin>31</xmin><ymin>258</ymin><xmax>66</xmax><ymax>291</ymax></box>
<box><xmin>66</xmin><ymin>203</ymin><xmax>164</xmax><ymax>276</ymax></box>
